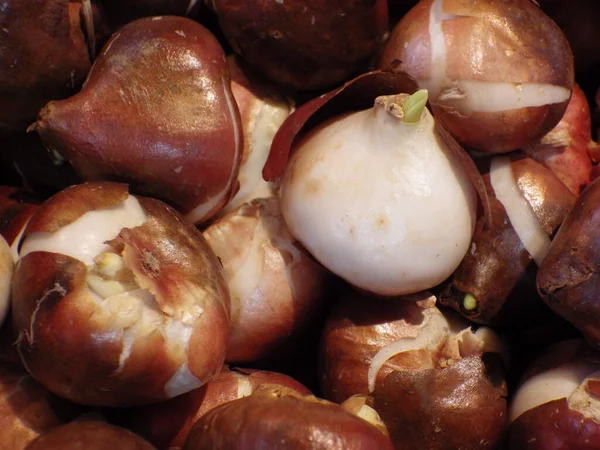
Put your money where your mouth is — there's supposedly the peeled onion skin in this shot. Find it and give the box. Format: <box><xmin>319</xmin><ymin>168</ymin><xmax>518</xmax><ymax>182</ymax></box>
<box><xmin>0</xmin><ymin>364</ymin><xmax>83</xmax><ymax>449</ymax></box>
<box><xmin>205</xmin><ymin>0</ymin><xmax>389</xmax><ymax>91</ymax></box>
<box><xmin>537</xmin><ymin>177</ymin><xmax>600</xmax><ymax>347</ymax></box>
<box><xmin>182</xmin><ymin>385</ymin><xmax>394</xmax><ymax>450</ymax></box>
<box><xmin>0</xmin><ymin>0</ymin><xmax>91</xmax><ymax>136</ymax></box>
<box><xmin>379</xmin><ymin>0</ymin><xmax>574</xmax><ymax>153</ymax></box>
<box><xmin>203</xmin><ymin>197</ymin><xmax>329</xmax><ymax>363</ymax></box>
<box><xmin>524</xmin><ymin>84</ymin><xmax>594</xmax><ymax>196</ymax></box>
<box><xmin>440</xmin><ymin>155</ymin><xmax>576</xmax><ymax>326</ymax></box>
<box><xmin>111</xmin><ymin>366</ymin><xmax>311</xmax><ymax>450</ymax></box>
<box><xmin>372</xmin><ymin>355</ymin><xmax>507</xmax><ymax>450</ymax></box>
<box><xmin>25</xmin><ymin>421</ymin><xmax>156</xmax><ymax>450</ymax></box>
<box><xmin>32</xmin><ymin>16</ymin><xmax>243</xmax><ymax>225</ymax></box>
<box><xmin>11</xmin><ymin>182</ymin><xmax>230</xmax><ymax>406</ymax></box>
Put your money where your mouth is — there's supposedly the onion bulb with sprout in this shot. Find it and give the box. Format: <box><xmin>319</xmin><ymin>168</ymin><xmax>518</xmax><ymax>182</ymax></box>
<box><xmin>279</xmin><ymin>89</ymin><xmax>477</xmax><ymax>296</ymax></box>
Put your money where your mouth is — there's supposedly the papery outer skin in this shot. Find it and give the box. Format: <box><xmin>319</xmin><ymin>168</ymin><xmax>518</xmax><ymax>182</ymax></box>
<box><xmin>0</xmin><ymin>0</ymin><xmax>91</xmax><ymax>135</ymax></box>
<box><xmin>114</xmin><ymin>366</ymin><xmax>312</xmax><ymax>449</ymax></box>
<box><xmin>206</xmin><ymin>0</ymin><xmax>389</xmax><ymax>91</ymax></box>
<box><xmin>537</xmin><ymin>177</ymin><xmax>600</xmax><ymax>347</ymax></box>
<box><xmin>440</xmin><ymin>154</ymin><xmax>576</xmax><ymax>325</ymax></box>
<box><xmin>11</xmin><ymin>182</ymin><xmax>230</xmax><ymax>406</ymax></box>
<box><xmin>0</xmin><ymin>364</ymin><xmax>83</xmax><ymax>449</ymax></box>
<box><xmin>33</xmin><ymin>16</ymin><xmax>242</xmax><ymax>225</ymax></box>
<box><xmin>279</xmin><ymin>97</ymin><xmax>476</xmax><ymax>296</ymax></box>
<box><xmin>24</xmin><ymin>421</ymin><xmax>157</xmax><ymax>449</ymax></box>
<box><xmin>524</xmin><ymin>84</ymin><xmax>594</xmax><ymax>196</ymax></box>
<box><xmin>203</xmin><ymin>197</ymin><xmax>329</xmax><ymax>363</ymax></box>
<box><xmin>0</xmin><ymin>187</ymin><xmax>40</xmax><ymax>251</ymax></box>
<box><xmin>372</xmin><ymin>355</ymin><xmax>507</xmax><ymax>450</ymax></box>
<box><xmin>216</xmin><ymin>57</ymin><xmax>293</xmax><ymax>218</ymax></box>
<box><xmin>182</xmin><ymin>386</ymin><xmax>394</xmax><ymax>450</ymax></box>
<box><xmin>379</xmin><ymin>0</ymin><xmax>574</xmax><ymax>153</ymax></box>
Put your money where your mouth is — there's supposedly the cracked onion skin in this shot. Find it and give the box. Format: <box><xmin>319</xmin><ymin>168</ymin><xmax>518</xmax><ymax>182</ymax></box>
<box><xmin>25</xmin><ymin>421</ymin><xmax>156</xmax><ymax>449</ymax></box>
<box><xmin>205</xmin><ymin>0</ymin><xmax>388</xmax><ymax>91</ymax></box>
<box><xmin>508</xmin><ymin>340</ymin><xmax>600</xmax><ymax>449</ymax></box>
<box><xmin>440</xmin><ymin>154</ymin><xmax>576</xmax><ymax>326</ymax></box>
<box><xmin>182</xmin><ymin>385</ymin><xmax>394</xmax><ymax>450</ymax></box>
<box><xmin>32</xmin><ymin>16</ymin><xmax>243</xmax><ymax>225</ymax></box>
<box><xmin>0</xmin><ymin>0</ymin><xmax>91</xmax><ymax>136</ymax></box>
<box><xmin>113</xmin><ymin>366</ymin><xmax>311</xmax><ymax>449</ymax></box>
<box><xmin>0</xmin><ymin>363</ymin><xmax>83</xmax><ymax>449</ymax></box>
<box><xmin>11</xmin><ymin>182</ymin><xmax>230</xmax><ymax>407</ymax></box>
<box><xmin>537</xmin><ymin>177</ymin><xmax>600</xmax><ymax>347</ymax></box>
<box><xmin>379</xmin><ymin>0</ymin><xmax>574</xmax><ymax>153</ymax></box>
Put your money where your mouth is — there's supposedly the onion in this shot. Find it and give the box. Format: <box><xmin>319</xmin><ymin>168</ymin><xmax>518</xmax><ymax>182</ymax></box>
<box><xmin>279</xmin><ymin>90</ymin><xmax>477</xmax><ymax>295</ymax></box>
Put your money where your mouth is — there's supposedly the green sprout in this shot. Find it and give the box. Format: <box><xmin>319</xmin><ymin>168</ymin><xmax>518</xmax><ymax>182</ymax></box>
<box><xmin>402</xmin><ymin>89</ymin><xmax>429</xmax><ymax>124</ymax></box>
<box><xmin>462</xmin><ymin>293</ymin><xmax>478</xmax><ymax>312</ymax></box>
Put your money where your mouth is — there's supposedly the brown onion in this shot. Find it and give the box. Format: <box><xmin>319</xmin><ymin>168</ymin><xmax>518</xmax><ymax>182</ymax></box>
<box><xmin>11</xmin><ymin>182</ymin><xmax>230</xmax><ymax>406</ymax></box>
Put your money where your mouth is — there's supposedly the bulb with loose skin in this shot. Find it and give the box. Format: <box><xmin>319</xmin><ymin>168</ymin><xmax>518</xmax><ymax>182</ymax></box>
<box><xmin>279</xmin><ymin>90</ymin><xmax>477</xmax><ymax>296</ymax></box>
<box><xmin>11</xmin><ymin>182</ymin><xmax>230</xmax><ymax>407</ymax></box>
<box><xmin>508</xmin><ymin>339</ymin><xmax>600</xmax><ymax>449</ymax></box>
<box><xmin>439</xmin><ymin>153</ymin><xmax>576</xmax><ymax>325</ymax></box>
<box><xmin>203</xmin><ymin>197</ymin><xmax>329</xmax><ymax>363</ymax></box>
<box><xmin>215</xmin><ymin>56</ymin><xmax>294</xmax><ymax>218</ymax></box>
<box><xmin>379</xmin><ymin>0</ymin><xmax>574</xmax><ymax>153</ymax></box>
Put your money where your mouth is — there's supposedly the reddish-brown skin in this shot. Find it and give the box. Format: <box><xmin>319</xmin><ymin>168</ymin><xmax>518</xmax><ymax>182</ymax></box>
<box><xmin>0</xmin><ymin>363</ymin><xmax>83</xmax><ymax>449</ymax></box>
<box><xmin>33</xmin><ymin>16</ymin><xmax>242</xmax><ymax>224</ymax></box>
<box><xmin>203</xmin><ymin>198</ymin><xmax>330</xmax><ymax>364</ymax></box>
<box><xmin>508</xmin><ymin>399</ymin><xmax>600</xmax><ymax>449</ymax></box>
<box><xmin>206</xmin><ymin>0</ymin><xmax>388</xmax><ymax>91</ymax></box>
<box><xmin>525</xmin><ymin>84</ymin><xmax>594</xmax><ymax>196</ymax></box>
<box><xmin>537</xmin><ymin>177</ymin><xmax>600</xmax><ymax>347</ymax></box>
<box><xmin>0</xmin><ymin>0</ymin><xmax>91</xmax><ymax>136</ymax></box>
<box><xmin>440</xmin><ymin>154</ymin><xmax>576</xmax><ymax>326</ymax></box>
<box><xmin>11</xmin><ymin>183</ymin><xmax>230</xmax><ymax>406</ymax></box>
<box><xmin>25</xmin><ymin>421</ymin><xmax>157</xmax><ymax>449</ymax></box>
<box><xmin>183</xmin><ymin>386</ymin><xmax>394</xmax><ymax>450</ymax></box>
<box><xmin>372</xmin><ymin>355</ymin><xmax>507</xmax><ymax>450</ymax></box>
<box><xmin>319</xmin><ymin>289</ymin><xmax>445</xmax><ymax>404</ymax></box>
<box><xmin>113</xmin><ymin>366</ymin><xmax>312</xmax><ymax>449</ymax></box>
<box><xmin>379</xmin><ymin>0</ymin><xmax>574</xmax><ymax>153</ymax></box>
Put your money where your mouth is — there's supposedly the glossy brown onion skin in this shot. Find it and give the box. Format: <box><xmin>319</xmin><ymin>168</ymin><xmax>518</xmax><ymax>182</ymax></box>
<box><xmin>537</xmin><ymin>177</ymin><xmax>600</xmax><ymax>346</ymax></box>
<box><xmin>114</xmin><ymin>366</ymin><xmax>312</xmax><ymax>449</ymax></box>
<box><xmin>509</xmin><ymin>398</ymin><xmax>600</xmax><ymax>450</ymax></box>
<box><xmin>183</xmin><ymin>386</ymin><xmax>394</xmax><ymax>450</ymax></box>
<box><xmin>0</xmin><ymin>0</ymin><xmax>91</xmax><ymax>135</ymax></box>
<box><xmin>25</xmin><ymin>421</ymin><xmax>156</xmax><ymax>450</ymax></box>
<box><xmin>33</xmin><ymin>16</ymin><xmax>242</xmax><ymax>224</ymax></box>
<box><xmin>11</xmin><ymin>183</ymin><xmax>230</xmax><ymax>406</ymax></box>
<box><xmin>0</xmin><ymin>187</ymin><xmax>39</xmax><ymax>248</ymax></box>
<box><xmin>372</xmin><ymin>355</ymin><xmax>507</xmax><ymax>450</ymax></box>
<box><xmin>440</xmin><ymin>155</ymin><xmax>576</xmax><ymax>325</ymax></box>
<box><xmin>319</xmin><ymin>290</ymin><xmax>446</xmax><ymax>404</ymax></box>
<box><xmin>379</xmin><ymin>0</ymin><xmax>574</xmax><ymax>153</ymax></box>
<box><xmin>206</xmin><ymin>0</ymin><xmax>388</xmax><ymax>91</ymax></box>
<box><xmin>0</xmin><ymin>364</ymin><xmax>83</xmax><ymax>449</ymax></box>
<box><xmin>524</xmin><ymin>84</ymin><xmax>594</xmax><ymax>196</ymax></box>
